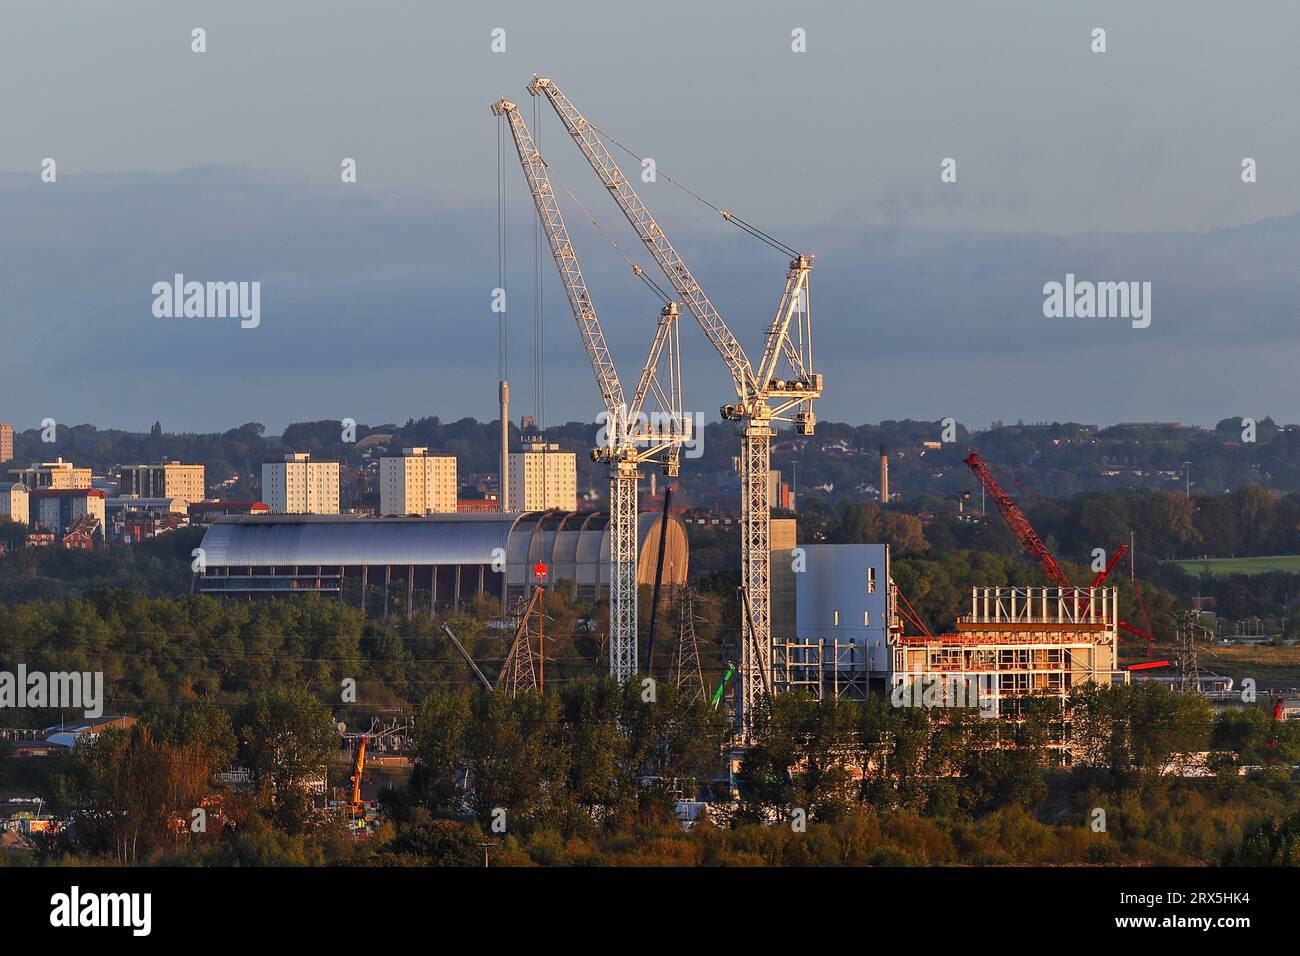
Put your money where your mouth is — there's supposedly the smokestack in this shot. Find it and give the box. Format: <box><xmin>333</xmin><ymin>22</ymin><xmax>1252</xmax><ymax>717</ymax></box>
<box><xmin>499</xmin><ymin>380</ymin><xmax>510</xmax><ymax>512</ymax></box>
<box><xmin>879</xmin><ymin>444</ymin><xmax>889</xmax><ymax>504</ymax></box>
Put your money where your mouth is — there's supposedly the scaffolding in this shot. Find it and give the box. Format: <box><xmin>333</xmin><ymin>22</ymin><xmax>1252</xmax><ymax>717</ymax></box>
<box><xmin>774</xmin><ymin>638</ymin><xmax>871</xmax><ymax>701</ymax></box>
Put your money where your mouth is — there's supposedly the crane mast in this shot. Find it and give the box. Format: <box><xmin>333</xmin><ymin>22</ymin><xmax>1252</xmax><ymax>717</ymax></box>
<box><xmin>529</xmin><ymin>78</ymin><xmax>822</xmax><ymax>737</ymax></box>
<box><xmin>493</xmin><ymin>96</ymin><xmax>687</xmax><ymax>682</ymax></box>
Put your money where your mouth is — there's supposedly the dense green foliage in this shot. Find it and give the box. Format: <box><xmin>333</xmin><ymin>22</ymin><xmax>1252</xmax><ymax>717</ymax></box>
<box><xmin>0</xmin><ymin>526</ymin><xmax>204</xmax><ymax>604</ymax></box>
<box><xmin>8</xmin><ymin>680</ymin><xmax>1299</xmax><ymax>867</ymax></box>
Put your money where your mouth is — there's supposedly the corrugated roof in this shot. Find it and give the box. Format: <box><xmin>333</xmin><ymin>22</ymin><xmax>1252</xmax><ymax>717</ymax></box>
<box><xmin>199</xmin><ymin>514</ymin><xmax>525</xmax><ymax>567</ymax></box>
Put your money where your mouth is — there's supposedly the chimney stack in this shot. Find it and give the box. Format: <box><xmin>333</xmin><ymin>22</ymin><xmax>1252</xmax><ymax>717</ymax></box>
<box><xmin>880</xmin><ymin>444</ymin><xmax>889</xmax><ymax>504</ymax></box>
<box><xmin>499</xmin><ymin>380</ymin><xmax>510</xmax><ymax>512</ymax></box>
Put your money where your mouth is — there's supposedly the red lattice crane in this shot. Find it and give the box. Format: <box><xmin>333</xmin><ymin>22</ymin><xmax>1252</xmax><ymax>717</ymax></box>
<box><xmin>963</xmin><ymin>452</ymin><xmax>1156</xmax><ymax>648</ymax></box>
<box><xmin>963</xmin><ymin>453</ymin><xmax>1072</xmax><ymax>590</ymax></box>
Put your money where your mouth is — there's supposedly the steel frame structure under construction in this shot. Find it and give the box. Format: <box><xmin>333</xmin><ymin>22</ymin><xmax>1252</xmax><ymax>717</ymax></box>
<box><xmin>890</xmin><ymin>585</ymin><xmax>1127</xmax><ymax>755</ymax></box>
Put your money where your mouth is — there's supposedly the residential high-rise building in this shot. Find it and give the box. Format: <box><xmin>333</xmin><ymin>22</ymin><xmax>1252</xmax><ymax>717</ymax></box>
<box><xmin>119</xmin><ymin>461</ymin><xmax>206</xmax><ymax>501</ymax></box>
<box><xmin>379</xmin><ymin>447</ymin><xmax>457</xmax><ymax>515</ymax></box>
<box><xmin>7</xmin><ymin>458</ymin><xmax>91</xmax><ymax>490</ymax></box>
<box><xmin>767</xmin><ymin>469</ymin><xmax>794</xmax><ymax>511</ymax></box>
<box><xmin>0</xmin><ymin>423</ymin><xmax>13</xmax><ymax>463</ymax></box>
<box><xmin>261</xmin><ymin>453</ymin><xmax>340</xmax><ymax>515</ymax></box>
<box><xmin>508</xmin><ymin>439</ymin><xmax>577</xmax><ymax>512</ymax></box>
<box><xmin>29</xmin><ymin>488</ymin><xmax>106</xmax><ymax>536</ymax></box>
<box><xmin>0</xmin><ymin>482</ymin><xmax>29</xmax><ymax>525</ymax></box>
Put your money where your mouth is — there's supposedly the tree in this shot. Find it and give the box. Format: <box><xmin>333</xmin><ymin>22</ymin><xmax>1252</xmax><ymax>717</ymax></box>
<box><xmin>465</xmin><ymin>689</ymin><xmax>569</xmax><ymax>832</ymax></box>
<box><xmin>52</xmin><ymin>724</ymin><xmax>213</xmax><ymax>863</ymax></box>
<box><xmin>1069</xmin><ymin>682</ymin><xmax>1212</xmax><ymax>790</ymax></box>
<box><xmin>239</xmin><ymin>687</ymin><xmax>335</xmax><ymax>827</ymax></box>
<box><xmin>1223</xmin><ymin>812</ymin><xmax>1300</xmax><ymax>866</ymax></box>
<box><xmin>410</xmin><ymin>689</ymin><xmax>472</xmax><ymax>815</ymax></box>
<box><xmin>827</xmin><ymin>502</ymin><xmax>928</xmax><ymax>554</ymax></box>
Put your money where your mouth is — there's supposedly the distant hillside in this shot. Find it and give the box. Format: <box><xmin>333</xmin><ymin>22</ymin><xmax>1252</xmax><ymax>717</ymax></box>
<box><xmin>4</xmin><ymin>414</ymin><xmax>1297</xmax><ymax>505</ymax></box>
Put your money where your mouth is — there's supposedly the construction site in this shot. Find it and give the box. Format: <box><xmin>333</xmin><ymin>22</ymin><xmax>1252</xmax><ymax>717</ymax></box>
<box><xmin>9</xmin><ymin>2</ymin><xmax>1300</xmax><ymax>925</ymax></box>
<box><xmin>476</xmin><ymin>74</ymin><xmax>1266</xmax><ymax>773</ymax></box>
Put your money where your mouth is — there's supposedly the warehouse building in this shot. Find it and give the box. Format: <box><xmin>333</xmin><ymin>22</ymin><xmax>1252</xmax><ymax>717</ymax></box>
<box><xmin>194</xmin><ymin>510</ymin><xmax>687</xmax><ymax>617</ymax></box>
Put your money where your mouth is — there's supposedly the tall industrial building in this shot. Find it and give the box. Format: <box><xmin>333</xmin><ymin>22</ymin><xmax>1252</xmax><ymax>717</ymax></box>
<box><xmin>379</xmin><ymin>447</ymin><xmax>457</xmax><ymax>516</ymax></box>
<box><xmin>119</xmin><ymin>461</ymin><xmax>205</xmax><ymax>501</ymax></box>
<box><xmin>7</xmin><ymin>458</ymin><xmax>91</xmax><ymax>490</ymax></box>
<box><xmin>778</xmin><ymin>543</ymin><xmax>891</xmax><ymax>699</ymax></box>
<box><xmin>508</xmin><ymin>440</ymin><xmax>577</xmax><ymax>512</ymax></box>
<box><xmin>0</xmin><ymin>423</ymin><xmax>13</xmax><ymax>463</ymax></box>
<box><xmin>261</xmin><ymin>453</ymin><xmax>340</xmax><ymax>515</ymax></box>
<box><xmin>767</xmin><ymin>469</ymin><xmax>794</xmax><ymax>510</ymax></box>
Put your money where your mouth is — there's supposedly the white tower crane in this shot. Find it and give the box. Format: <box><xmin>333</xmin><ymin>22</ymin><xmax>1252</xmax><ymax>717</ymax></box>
<box><xmin>527</xmin><ymin>78</ymin><xmax>822</xmax><ymax>738</ymax></box>
<box><xmin>492</xmin><ymin>96</ymin><xmax>690</xmax><ymax>683</ymax></box>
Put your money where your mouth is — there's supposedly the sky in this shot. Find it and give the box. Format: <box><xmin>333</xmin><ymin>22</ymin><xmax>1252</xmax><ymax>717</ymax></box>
<box><xmin>1</xmin><ymin>0</ymin><xmax>1297</xmax><ymax>433</ymax></box>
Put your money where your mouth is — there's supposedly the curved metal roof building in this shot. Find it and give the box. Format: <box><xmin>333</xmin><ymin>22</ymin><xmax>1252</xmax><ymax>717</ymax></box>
<box><xmin>196</xmin><ymin>511</ymin><xmax>687</xmax><ymax>613</ymax></box>
<box><xmin>200</xmin><ymin>513</ymin><xmax>519</xmax><ymax>568</ymax></box>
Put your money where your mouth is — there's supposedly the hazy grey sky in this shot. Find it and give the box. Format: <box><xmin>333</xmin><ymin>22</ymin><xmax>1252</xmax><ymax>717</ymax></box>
<box><xmin>1</xmin><ymin>1</ymin><xmax>1298</xmax><ymax>433</ymax></box>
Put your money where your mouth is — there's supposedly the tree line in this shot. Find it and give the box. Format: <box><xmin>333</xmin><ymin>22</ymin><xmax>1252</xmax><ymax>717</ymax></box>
<box><xmin>16</xmin><ymin>679</ymin><xmax>1300</xmax><ymax>867</ymax></box>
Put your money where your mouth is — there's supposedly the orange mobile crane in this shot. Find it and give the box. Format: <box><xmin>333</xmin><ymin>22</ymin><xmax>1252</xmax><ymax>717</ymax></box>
<box><xmin>348</xmin><ymin>736</ymin><xmax>368</xmax><ymax>818</ymax></box>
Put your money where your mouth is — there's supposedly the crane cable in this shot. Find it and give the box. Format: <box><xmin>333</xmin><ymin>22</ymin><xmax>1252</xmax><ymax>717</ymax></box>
<box><xmin>496</xmin><ymin>116</ymin><xmax>508</xmax><ymax>381</ymax></box>
<box><xmin>547</xmin><ymin>164</ymin><xmax>673</xmax><ymax>306</ymax></box>
<box><xmin>581</xmin><ymin>116</ymin><xmax>801</xmax><ymax>260</ymax></box>
<box><xmin>495</xmin><ymin>115</ymin><xmax>510</xmax><ymax>593</ymax></box>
